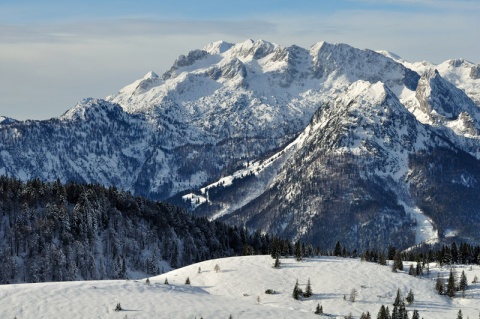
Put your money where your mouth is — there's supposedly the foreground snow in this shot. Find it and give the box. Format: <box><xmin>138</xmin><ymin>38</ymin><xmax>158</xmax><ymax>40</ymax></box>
<box><xmin>1</xmin><ymin>256</ymin><xmax>479</xmax><ymax>318</ymax></box>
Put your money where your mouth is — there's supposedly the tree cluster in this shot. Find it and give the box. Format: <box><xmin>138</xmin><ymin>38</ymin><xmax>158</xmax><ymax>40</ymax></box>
<box><xmin>0</xmin><ymin>176</ymin><xmax>274</xmax><ymax>284</ymax></box>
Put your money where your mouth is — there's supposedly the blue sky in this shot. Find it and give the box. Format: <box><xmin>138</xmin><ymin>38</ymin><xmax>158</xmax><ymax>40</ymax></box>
<box><xmin>1</xmin><ymin>0</ymin><xmax>479</xmax><ymax>120</ymax></box>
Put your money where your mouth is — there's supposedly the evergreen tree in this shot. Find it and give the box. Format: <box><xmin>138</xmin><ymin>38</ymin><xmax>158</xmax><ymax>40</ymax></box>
<box><xmin>304</xmin><ymin>278</ymin><xmax>313</xmax><ymax>298</ymax></box>
<box><xmin>164</xmin><ymin>277</ymin><xmax>169</xmax><ymax>285</ymax></box>
<box><xmin>393</xmin><ymin>288</ymin><xmax>402</xmax><ymax>307</ymax></box>
<box><xmin>447</xmin><ymin>268</ymin><xmax>456</xmax><ymax>298</ymax></box>
<box><xmin>415</xmin><ymin>262</ymin><xmax>423</xmax><ymax>276</ymax></box>
<box><xmin>314</xmin><ymin>303</ymin><xmax>323</xmax><ymax>315</ymax></box>
<box><xmin>385</xmin><ymin>306</ymin><xmax>391</xmax><ymax>319</ymax></box>
<box><xmin>406</xmin><ymin>289</ymin><xmax>414</xmax><ymax>304</ymax></box>
<box><xmin>459</xmin><ymin>270</ymin><xmax>468</xmax><ymax>293</ymax></box>
<box><xmin>411</xmin><ymin>310</ymin><xmax>420</xmax><ymax>319</ymax></box>
<box><xmin>392</xmin><ymin>252</ymin><xmax>403</xmax><ymax>272</ymax></box>
<box><xmin>185</xmin><ymin>277</ymin><xmax>191</xmax><ymax>285</ymax></box>
<box><xmin>295</xmin><ymin>241</ymin><xmax>302</xmax><ymax>261</ymax></box>
<box><xmin>457</xmin><ymin>309</ymin><xmax>463</xmax><ymax>319</ymax></box>
<box><xmin>334</xmin><ymin>241</ymin><xmax>342</xmax><ymax>257</ymax></box>
<box><xmin>360</xmin><ymin>312</ymin><xmax>372</xmax><ymax>319</ymax></box>
<box><xmin>391</xmin><ymin>305</ymin><xmax>399</xmax><ymax>319</ymax></box>
<box><xmin>408</xmin><ymin>264</ymin><xmax>415</xmax><ymax>276</ymax></box>
<box><xmin>377</xmin><ymin>305</ymin><xmax>387</xmax><ymax>319</ymax></box>
<box><xmin>378</xmin><ymin>252</ymin><xmax>387</xmax><ymax>266</ymax></box>
<box><xmin>435</xmin><ymin>273</ymin><xmax>443</xmax><ymax>295</ymax></box>
<box><xmin>398</xmin><ymin>301</ymin><xmax>408</xmax><ymax>319</ymax></box>
<box><xmin>293</xmin><ymin>279</ymin><xmax>302</xmax><ymax>300</ymax></box>
<box><xmin>273</xmin><ymin>255</ymin><xmax>281</xmax><ymax>269</ymax></box>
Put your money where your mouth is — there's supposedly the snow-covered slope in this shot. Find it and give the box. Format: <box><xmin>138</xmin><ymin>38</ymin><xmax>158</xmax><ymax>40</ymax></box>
<box><xmin>1</xmin><ymin>255</ymin><xmax>479</xmax><ymax>319</ymax></box>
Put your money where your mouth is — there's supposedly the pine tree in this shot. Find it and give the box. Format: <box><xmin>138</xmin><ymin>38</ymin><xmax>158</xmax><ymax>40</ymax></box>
<box><xmin>360</xmin><ymin>312</ymin><xmax>371</xmax><ymax>319</ymax></box>
<box><xmin>392</xmin><ymin>252</ymin><xmax>403</xmax><ymax>272</ymax></box>
<box><xmin>385</xmin><ymin>306</ymin><xmax>391</xmax><ymax>319</ymax></box>
<box><xmin>408</xmin><ymin>264</ymin><xmax>415</xmax><ymax>276</ymax></box>
<box><xmin>334</xmin><ymin>241</ymin><xmax>342</xmax><ymax>257</ymax></box>
<box><xmin>293</xmin><ymin>279</ymin><xmax>302</xmax><ymax>300</ymax></box>
<box><xmin>447</xmin><ymin>268</ymin><xmax>456</xmax><ymax>297</ymax></box>
<box><xmin>393</xmin><ymin>288</ymin><xmax>402</xmax><ymax>307</ymax></box>
<box><xmin>435</xmin><ymin>273</ymin><xmax>443</xmax><ymax>295</ymax></box>
<box><xmin>315</xmin><ymin>303</ymin><xmax>323</xmax><ymax>315</ymax></box>
<box><xmin>214</xmin><ymin>263</ymin><xmax>221</xmax><ymax>273</ymax></box>
<box><xmin>378</xmin><ymin>252</ymin><xmax>387</xmax><ymax>266</ymax></box>
<box><xmin>411</xmin><ymin>310</ymin><xmax>420</xmax><ymax>319</ymax></box>
<box><xmin>377</xmin><ymin>305</ymin><xmax>389</xmax><ymax>319</ymax></box>
<box><xmin>398</xmin><ymin>301</ymin><xmax>408</xmax><ymax>319</ymax></box>
<box><xmin>274</xmin><ymin>255</ymin><xmax>281</xmax><ymax>269</ymax></box>
<box><xmin>304</xmin><ymin>278</ymin><xmax>313</xmax><ymax>298</ymax></box>
<box><xmin>415</xmin><ymin>262</ymin><xmax>423</xmax><ymax>276</ymax></box>
<box><xmin>145</xmin><ymin>278</ymin><xmax>150</xmax><ymax>285</ymax></box>
<box><xmin>164</xmin><ymin>277</ymin><xmax>169</xmax><ymax>285</ymax></box>
<box><xmin>295</xmin><ymin>241</ymin><xmax>302</xmax><ymax>261</ymax></box>
<box><xmin>391</xmin><ymin>305</ymin><xmax>399</xmax><ymax>319</ymax></box>
<box><xmin>185</xmin><ymin>277</ymin><xmax>191</xmax><ymax>285</ymax></box>
<box><xmin>406</xmin><ymin>289</ymin><xmax>414</xmax><ymax>304</ymax></box>
<box><xmin>457</xmin><ymin>309</ymin><xmax>463</xmax><ymax>319</ymax></box>
<box><xmin>459</xmin><ymin>270</ymin><xmax>468</xmax><ymax>293</ymax></box>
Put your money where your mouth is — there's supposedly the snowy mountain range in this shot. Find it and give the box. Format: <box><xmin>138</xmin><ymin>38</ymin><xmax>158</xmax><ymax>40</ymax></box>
<box><xmin>1</xmin><ymin>39</ymin><xmax>480</xmax><ymax>250</ymax></box>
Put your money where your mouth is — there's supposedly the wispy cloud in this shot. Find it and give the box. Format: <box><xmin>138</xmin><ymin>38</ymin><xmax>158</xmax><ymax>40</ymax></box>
<box><xmin>0</xmin><ymin>3</ymin><xmax>479</xmax><ymax>120</ymax></box>
<box><xmin>0</xmin><ymin>19</ymin><xmax>276</xmax><ymax>44</ymax></box>
<box><xmin>350</xmin><ymin>0</ymin><xmax>480</xmax><ymax>10</ymax></box>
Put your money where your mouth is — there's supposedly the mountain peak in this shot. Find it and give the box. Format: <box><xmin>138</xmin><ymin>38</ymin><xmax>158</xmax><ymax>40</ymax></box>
<box><xmin>142</xmin><ymin>71</ymin><xmax>159</xmax><ymax>80</ymax></box>
<box><xmin>0</xmin><ymin>116</ymin><xmax>17</xmax><ymax>125</ymax></box>
<box><xmin>228</xmin><ymin>39</ymin><xmax>278</xmax><ymax>59</ymax></box>
<box><xmin>203</xmin><ymin>40</ymin><xmax>234</xmax><ymax>54</ymax></box>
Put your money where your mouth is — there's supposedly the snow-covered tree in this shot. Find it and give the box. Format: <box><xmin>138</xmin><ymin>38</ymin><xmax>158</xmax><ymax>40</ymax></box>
<box><xmin>447</xmin><ymin>268</ymin><xmax>456</xmax><ymax>297</ymax></box>
<box><xmin>304</xmin><ymin>278</ymin><xmax>313</xmax><ymax>298</ymax></box>
<box><xmin>314</xmin><ymin>303</ymin><xmax>323</xmax><ymax>315</ymax></box>
<box><xmin>406</xmin><ymin>289</ymin><xmax>414</xmax><ymax>304</ymax></box>
<box><xmin>459</xmin><ymin>270</ymin><xmax>468</xmax><ymax>293</ymax></box>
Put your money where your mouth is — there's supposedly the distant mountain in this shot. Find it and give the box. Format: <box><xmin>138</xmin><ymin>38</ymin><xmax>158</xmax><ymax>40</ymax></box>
<box><xmin>1</xmin><ymin>40</ymin><xmax>480</xmax><ymax>250</ymax></box>
<box><xmin>0</xmin><ymin>116</ymin><xmax>17</xmax><ymax>125</ymax></box>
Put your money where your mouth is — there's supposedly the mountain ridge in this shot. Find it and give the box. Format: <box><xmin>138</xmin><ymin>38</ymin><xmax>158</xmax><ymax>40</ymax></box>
<box><xmin>2</xmin><ymin>39</ymin><xmax>480</xmax><ymax>250</ymax></box>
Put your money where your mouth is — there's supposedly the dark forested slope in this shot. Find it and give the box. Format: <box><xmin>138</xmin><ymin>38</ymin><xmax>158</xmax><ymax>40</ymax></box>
<box><xmin>0</xmin><ymin>176</ymin><xmax>271</xmax><ymax>284</ymax></box>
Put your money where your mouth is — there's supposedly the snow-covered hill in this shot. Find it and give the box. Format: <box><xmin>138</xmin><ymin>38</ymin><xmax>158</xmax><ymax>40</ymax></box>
<box><xmin>1</xmin><ymin>255</ymin><xmax>479</xmax><ymax>318</ymax></box>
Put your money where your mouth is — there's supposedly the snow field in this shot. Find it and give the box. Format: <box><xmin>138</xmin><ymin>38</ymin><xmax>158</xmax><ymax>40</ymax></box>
<box><xmin>2</xmin><ymin>255</ymin><xmax>479</xmax><ymax>318</ymax></box>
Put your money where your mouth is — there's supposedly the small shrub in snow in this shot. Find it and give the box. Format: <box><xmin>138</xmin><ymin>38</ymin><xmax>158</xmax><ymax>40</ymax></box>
<box><xmin>265</xmin><ymin>289</ymin><xmax>275</xmax><ymax>294</ymax></box>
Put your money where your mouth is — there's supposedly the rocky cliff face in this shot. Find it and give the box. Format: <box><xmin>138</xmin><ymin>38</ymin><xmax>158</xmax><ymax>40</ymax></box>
<box><xmin>2</xmin><ymin>40</ymin><xmax>480</xmax><ymax>250</ymax></box>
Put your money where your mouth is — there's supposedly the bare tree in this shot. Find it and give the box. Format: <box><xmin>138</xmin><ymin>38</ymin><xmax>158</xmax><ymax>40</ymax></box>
<box><xmin>349</xmin><ymin>288</ymin><xmax>357</xmax><ymax>302</ymax></box>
